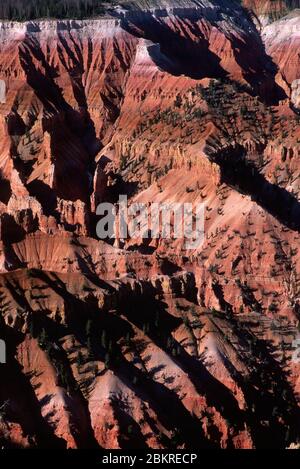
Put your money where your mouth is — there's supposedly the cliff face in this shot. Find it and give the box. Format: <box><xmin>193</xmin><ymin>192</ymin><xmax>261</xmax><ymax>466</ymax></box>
<box><xmin>0</xmin><ymin>1</ymin><xmax>300</xmax><ymax>449</ymax></box>
<box><xmin>243</xmin><ymin>0</ymin><xmax>300</xmax><ymax>23</ymax></box>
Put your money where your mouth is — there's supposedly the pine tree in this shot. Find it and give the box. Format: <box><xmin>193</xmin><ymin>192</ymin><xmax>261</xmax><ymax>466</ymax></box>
<box><xmin>77</xmin><ymin>350</ymin><xmax>85</xmax><ymax>367</ymax></box>
<box><xmin>104</xmin><ymin>352</ymin><xmax>110</xmax><ymax>369</ymax></box>
<box><xmin>87</xmin><ymin>336</ymin><xmax>93</xmax><ymax>357</ymax></box>
<box><xmin>28</xmin><ymin>317</ymin><xmax>36</xmax><ymax>338</ymax></box>
<box><xmin>0</xmin><ymin>1</ymin><xmax>112</xmax><ymax>21</ymax></box>
<box><xmin>85</xmin><ymin>319</ymin><xmax>93</xmax><ymax>338</ymax></box>
<box><xmin>101</xmin><ymin>330</ymin><xmax>107</xmax><ymax>349</ymax></box>
<box><xmin>38</xmin><ymin>327</ymin><xmax>48</xmax><ymax>348</ymax></box>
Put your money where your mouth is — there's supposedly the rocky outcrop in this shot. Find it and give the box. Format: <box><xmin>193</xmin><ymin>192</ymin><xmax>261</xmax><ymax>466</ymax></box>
<box><xmin>0</xmin><ymin>1</ymin><xmax>300</xmax><ymax>449</ymax></box>
<box><xmin>291</xmin><ymin>79</ymin><xmax>300</xmax><ymax>108</ymax></box>
<box><xmin>243</xmin><ymin>0</ymin><xmax>300</xmax><ymax>24</ymax></box>
<box><xmin>262</xmin><ymin>10</ymin><xmax>300</xmax><ymax>89</ymax></box>
<box><xmin>0</xmin><ymin>268</ymin><xmax>299</xmax><ymax>448</ymax></box>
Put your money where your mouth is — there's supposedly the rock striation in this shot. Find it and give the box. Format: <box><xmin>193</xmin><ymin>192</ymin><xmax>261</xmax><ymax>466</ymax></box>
<box><xmin>0</xmin><ymin>0</ymin><xmax>299</xmax><ymax>449</ymax></box>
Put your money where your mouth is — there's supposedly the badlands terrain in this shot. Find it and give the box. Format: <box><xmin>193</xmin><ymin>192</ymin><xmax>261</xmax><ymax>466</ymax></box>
<box><xmin>0</xmin><ymin>0</ymin><xmax>300</xmax><ymax>449</ymax></box>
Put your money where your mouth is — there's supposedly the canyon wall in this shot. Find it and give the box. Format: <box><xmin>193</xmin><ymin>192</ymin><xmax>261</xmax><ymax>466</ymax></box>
<box><xmin>0</xmin><ymin>0</ymin><xmax>299</xmax><ymax>449</ymax></box>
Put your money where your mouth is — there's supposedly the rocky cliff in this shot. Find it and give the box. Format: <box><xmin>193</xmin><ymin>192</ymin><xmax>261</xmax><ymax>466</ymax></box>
<box><xmin>0</xmin><ymin>0</ymin><xmax>299</xmax><ymax>449</ymax></box>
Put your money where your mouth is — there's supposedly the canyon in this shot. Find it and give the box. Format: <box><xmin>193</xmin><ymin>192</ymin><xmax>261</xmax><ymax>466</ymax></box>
<box><xmin>0</xmin><ymin>0</ymin><xmax>299</xmax><ymax>449</ymax></box>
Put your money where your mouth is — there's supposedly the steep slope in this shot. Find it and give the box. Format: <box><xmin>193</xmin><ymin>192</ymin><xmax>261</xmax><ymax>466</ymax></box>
<box><xmin>243</xmin><ymin>0</ymin><xmax>300</xmax><ymax>24</ymax></box>
<box><xmin>0</xmin><ymin>0</ymin><xmax>300</xmax><ymax>449</ymax></box>
<box><xmin>262</xmin><ymin>10</ymin><xmax>300</xmax><ymax>90</ymax></box>
<box><xmin>0</xmin><ymin>269</ymin><xmax>299</xmax><ymax>448</ymax></box>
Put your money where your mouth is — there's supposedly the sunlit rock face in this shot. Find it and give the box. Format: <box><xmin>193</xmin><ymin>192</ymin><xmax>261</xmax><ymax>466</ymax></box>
<box><xmin>291</xmin><ymin>79</ymin><xmax>300</xmax><ymax>108</ymax></box>
<box><xmin>0</xmin><ymin>0</ymin><xmax>300</xmax><ymax>450</ymax></box>
<box><xmin>0</xmin><ymin>79</ymin><xmax>5</xmax><ymax>103</ymax></box>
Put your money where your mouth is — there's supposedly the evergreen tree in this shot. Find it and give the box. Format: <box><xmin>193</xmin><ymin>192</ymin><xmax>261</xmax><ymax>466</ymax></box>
<box><xmin>38</xmin><ymin>327</ymin><xmax>48</xmax><ymax>349</ymax></box>
<box><xmin>104</xmin><ymin>351</ymin><xmax>111</xmax><ymax>369</ymax></box>
<box><xmin>85</xmin><ymin>318</ymin><xmax>93</xmax><ymax>338</ymax></box>
<box><xmin>0</xmin><ymin>0</ymin><xmax>113</xmax><ymax>21</ymax></box>
<box><xmin>77</xmin><ymin>350</ymin><xmax>85</xmax><ymax>367</ymax></box>
<box><xmin>101</xmin><ymin>329</ymin><xmax>107</xmax><ymax>349</ymax></box>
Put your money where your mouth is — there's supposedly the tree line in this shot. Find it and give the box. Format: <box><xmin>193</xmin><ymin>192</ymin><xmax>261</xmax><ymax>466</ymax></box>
<box><xmin>0</xmin><ymin>0</ymin><xmax>118</xmax><ymax>21</ymax></box>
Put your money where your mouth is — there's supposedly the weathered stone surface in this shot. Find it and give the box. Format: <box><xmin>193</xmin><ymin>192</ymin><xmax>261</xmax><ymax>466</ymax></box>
<box><xmin>0</xmin><ymin>1</ymin><xmax>300</xmax><ymax>449</ymax></box>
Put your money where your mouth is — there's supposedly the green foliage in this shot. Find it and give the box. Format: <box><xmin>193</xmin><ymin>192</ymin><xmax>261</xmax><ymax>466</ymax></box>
<box><xmin>38</xmin><ymin>327</ymin><xmax>49</xmax><ymax>349</ymax></box>
<box><xmin>169</xmin><ymin>427</ymin><xmax>182</xmax><ymax>448</ymax></box>
<box><xmin>174</xmin><ymin>94</ymin><xmax>182</xmax><ymax>108</ymax></box>
<box><xmin>77</xmin><ymin>350</ymin><xmax>85</xmax><ymax>367</ymax></box>
<box><xmin>127</xmin><ymin>424</ymin><xmax>133</xmax><ymax>434</ymax></box>
<box><xmin>85</xmin><ymin>319</ymin><xmax>93</xmax><ymax>338</ymax></box>
<box><xmin>208</xmin><ymin>264</ymin><xmax>218</xmax><ymax>274</ymax></box>
<box><xmin>104</xmin><ymin>351</ymin><xmax>111</xmax><ymax>368</ymax></box>
<box><xmin>120</xmin><ymin>154</ymin><xmax>128</xmax><ymax>171</ymax></box>
<box><xmin>0</xmin><ymin>0</ymin><xmax>116</xmax><ymax>21</ymax></box>
<box><xmin>101</xmin><ymin>329</ymin><xmax>107</xmax><ymax>348</ymax></box>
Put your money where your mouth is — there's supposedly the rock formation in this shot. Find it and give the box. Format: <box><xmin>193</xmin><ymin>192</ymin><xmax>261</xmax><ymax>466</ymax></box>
<box><xmin>0</xmin><ymin>0</ymin><xmax>299</xmax><ymax>449</ymax></box>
